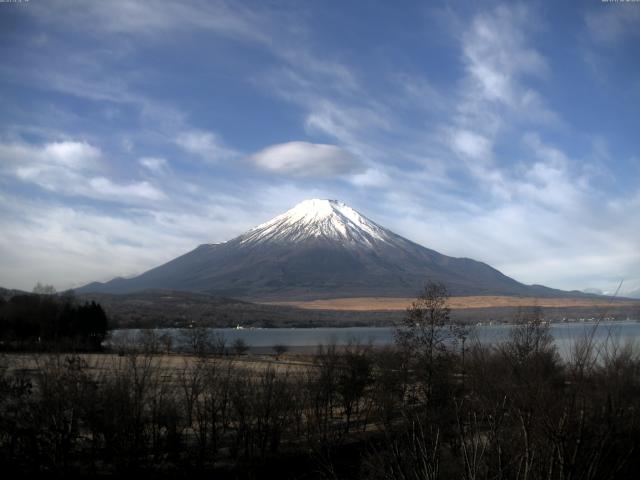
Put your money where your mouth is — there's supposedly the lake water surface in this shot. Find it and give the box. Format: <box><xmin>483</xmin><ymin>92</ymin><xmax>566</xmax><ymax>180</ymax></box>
<box><xmin>113</xmin><ymin>320</ymin><xmax>640</xmax><ymax>356</ymax></box>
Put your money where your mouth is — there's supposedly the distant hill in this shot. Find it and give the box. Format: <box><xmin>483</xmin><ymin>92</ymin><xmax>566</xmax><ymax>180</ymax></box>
<box><xmin>0</xmin><ymin>286</ymin><xmax>28</xmax><ymax>300</ymax></box>
<box><xmin>623</xmin><ymin>288</ymin><xmax>640</xmax><ymax>299</ymax></box>
<box><xmin>78</xmin><ymin>199</ymin><xmax>592</xmax><ymax>300</ymax></box>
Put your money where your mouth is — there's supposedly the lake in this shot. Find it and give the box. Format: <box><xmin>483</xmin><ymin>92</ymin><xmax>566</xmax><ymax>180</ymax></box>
<box><xmin>111</xmin><ymin>320</ymin><xmax>640</xmax><ymax>356</ymax></box>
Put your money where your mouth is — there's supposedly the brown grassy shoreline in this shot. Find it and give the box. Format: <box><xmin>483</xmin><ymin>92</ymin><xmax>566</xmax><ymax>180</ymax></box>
<box><xmin>263</xmin><ymin>295</ymin><xmax>640</xmax><ymax>311</ymax></box>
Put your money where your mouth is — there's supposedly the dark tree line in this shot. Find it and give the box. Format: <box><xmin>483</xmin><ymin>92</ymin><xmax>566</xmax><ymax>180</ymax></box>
<box><xmin>0</xmin><ymin>293</ymin><xmax>108</xmax><ymax>350</ymax></box>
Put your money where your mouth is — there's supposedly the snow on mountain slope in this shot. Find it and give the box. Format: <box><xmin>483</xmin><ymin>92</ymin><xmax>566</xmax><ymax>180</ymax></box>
<box><xmin>239</xmin><ymin>199</ymin><xmax>392</xmax><ymax>247</ymax></box>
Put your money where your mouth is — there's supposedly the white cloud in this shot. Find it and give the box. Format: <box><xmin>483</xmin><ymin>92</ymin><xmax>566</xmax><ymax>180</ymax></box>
<box><xmin>523</xmin><ymin>133</ymin><xmax>568</xmax><ymax>165</ymax></box>
<box><xmin>0</xmin><ymin>199</ymin><xmax>190</xmax><ymax>290</ymax></box>
<box><xmin>250</xmin><ymin>141</ymin><xmax>361</xmax><ymax>177</ymax></box>
<box><xmin>139</xmin><ymin>156</ymin><xmax>169</xmax><ymax>175</ymax></box>
<box><xmin>0</xmin><ymin>140</ymin><xmax>166</xmax><ymax>205</ymax></box>
<box><xmin>176</xmin><ymin>130</ymin><xmax>239</xmax><ymax>163</ymax></box>
<box><xmin>390</xmin><ymin>196</ymin><xmax>640</xmax><ymax>294</ymax></box>
<box><xmin>452</xmin><ymin>132</ymin><xmax>583</xmax><ymax>212</ymax></box>
<box><xmin>462</xmin><ymin>5</ymin><xmax>548</xmax><ymax>106</ymax></box>
<box><xmin>439</xmin><ymin>5</ymin><xmax>561</xmax><ymax>201</ymax></box>
<box><xmin>349</xmin><ymin>168</ymin><xmax>390</xmax><ymax>188</ymax></box>
<box><xmin>28</xmin><ymin>0</ymin><xmax>272</xmax><ymax>44</ymax></box>
<box><xmin>88</xmin><ymin>177</ymin><xmax>166</xmax><ymax>202</ymax></box>
<box><xmin>1</xmin><ymin>140</ymin><xmax>102</xmax><ymax>192</ymax></box>
<box><xmin>451</xmin><ymin>129</ymin><xmax>492</xmax><ymax>160</ymax></box>
<box><xmin>301</xmin><ymin>99</ymin><xmax>391</xmax><ymax>159</ymax></box>
<box><xmin>41</xmin><ymin>141</ymin><xmax>102</xmax><ymax>168</ymax></box>
<box><xmin>510</xmin><ymin>134</ymin><xmax>583</xmax><ymax>211</ymax></box>
<box><xmin>0</xmin><ymin>189</ymin><xmax>270</xmax><ymax>290</ymax></box>
<box><xmin>451</xmin><ymin>4</ymin><xmax>558</xmax><ymax>139</ymax></box>
<box><xmin>0</xmin><ymin>140</ymin><xmax>101</xmax><ymax>172</ymax></box>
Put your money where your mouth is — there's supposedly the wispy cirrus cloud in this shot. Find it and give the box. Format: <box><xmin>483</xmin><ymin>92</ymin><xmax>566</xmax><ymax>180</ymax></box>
<box><xmin>438</xmin><ymin>4</ymin><xmax>558</xmax><ymax>178</ymax></box>
<box><xmin>461</xmin><ymin>5</ymin><xmax>548</xmax><ymax>106</ymax></box>
<box><xmin>441</xmin><ymin>5</ymin><xmax>561</xmax><ymax>191</ymax></box>
<box><xmin>88</xmin><ymin>177</ymin><xmax>166</xmax><ymax>202</ymax></box>
<box><xmin>176</xmin><ymin>131</ymin><xmax>240</xmax><ymax>163</ymax></box>
<box><xmin>25</xmin><ymin>0</ymin><xmax>273</xmax><ymax>44</ymax></box>
<box><xmin>449</xmin><ymin>129</ymin><xmax>492</xmax><ymax>161</ymax></box>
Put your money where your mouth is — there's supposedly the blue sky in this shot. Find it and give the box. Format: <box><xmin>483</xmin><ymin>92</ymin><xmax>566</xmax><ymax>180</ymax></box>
<box><xmin>0</xmin><ymin>0</ymin><xmax>639</xmax><ymax>296</ymax></box>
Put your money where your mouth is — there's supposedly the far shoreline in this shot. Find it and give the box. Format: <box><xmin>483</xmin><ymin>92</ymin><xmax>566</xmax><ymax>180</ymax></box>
<box><xmin>259</xmin><ymin>295</ymin><xmax>640</xmax><ymax>311</ymax></box>
<box><xmin>110</xmin><ymin>317</ymin><xmax>640</xmax><ymax>332</ymax></box>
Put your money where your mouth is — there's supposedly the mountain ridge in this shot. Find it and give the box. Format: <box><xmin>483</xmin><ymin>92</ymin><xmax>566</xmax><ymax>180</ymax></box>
<box><xmin>77</xmin><ymin>199</ymin><xmax>591</xmax><ymax>300</ymax></box>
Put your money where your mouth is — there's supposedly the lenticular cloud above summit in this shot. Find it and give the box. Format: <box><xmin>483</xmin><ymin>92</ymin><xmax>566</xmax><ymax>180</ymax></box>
<box><xmin>250</xmin><ymin>142</ymin><xmax>359</xmax><ymax>177</ymax></box>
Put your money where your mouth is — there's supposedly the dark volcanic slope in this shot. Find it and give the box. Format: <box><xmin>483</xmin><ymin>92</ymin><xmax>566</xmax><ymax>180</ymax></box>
<box><xmin>77</xmin><ymin>199</ymin><xmax>585</xmax><ymax>300</ymax></box>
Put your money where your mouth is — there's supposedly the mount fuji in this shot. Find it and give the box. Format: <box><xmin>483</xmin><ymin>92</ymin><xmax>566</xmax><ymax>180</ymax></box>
<box><xmin>78</xmin><ymin>199</ymin><xmax>577</xmax><ymax>299</ymax></box>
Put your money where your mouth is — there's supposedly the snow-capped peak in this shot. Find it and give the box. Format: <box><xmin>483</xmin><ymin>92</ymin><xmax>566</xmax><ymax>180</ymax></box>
<box><xmin>239</xmin><ymin>199</ymin><xmax>392</xmax><ymax>247</ymax></box>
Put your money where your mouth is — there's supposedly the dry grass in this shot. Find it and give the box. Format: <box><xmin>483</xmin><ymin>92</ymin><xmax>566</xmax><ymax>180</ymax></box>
<box><xmin>262</xmin><ymin>295</ymin><xmax>640</xmax><ymax>311</ymax></box>
<box><xmin>0</xmin><ymin>352</ymin><xmax>313</xmax><ymax>378</ymax></box>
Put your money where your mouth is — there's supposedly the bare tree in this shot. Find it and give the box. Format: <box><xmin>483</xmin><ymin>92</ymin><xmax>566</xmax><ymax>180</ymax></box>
<box><xmin>273</xmin><ymin>344</ymin><xmax>288</xmax><ymax>358</ymax></box>
<box><xmin>503</xmin><ymin>307</ymin><xmax>555</xmax><ymax>363</ymax></box>
<box><xmin>158</xmin><ymin>332</ymin><xmax>173</xmax><ymax>354</ymax></box>
<box><xmin>395</xmin><ymin>282</ymin><xmax>451</xmax><ymax>358</ymax></box>
<box><xmin>33</xmin><ymin>282</ymin><xmax>57</xmax><ymax>295</ymax></box>
<box><xmin>337</xmin><ymin>340</ymin><xmax>372</xmax><ymax>434</ymax></box>
<box><xmin>232</xmin><ymin>338</ymin><xmax>249</xmax><ymax>356</ymax></box>
<box><xmin>211</xmin><ymin>332</ymin><xmax>227</xmax><ymax>356</ymax></box>
<box><xmin>181</xmin><ymin>326</ymin><xmax>212</xmax><ymax>356</ymax></box>
<box><xmin>140</xmin><ymin>329</ymin><xmax>161</xmax><ymax>354</ymax></box>
<box><xmin>395</xmin><ymin>281</ymin><xmax>452</xmax><ymax>401</ymax></box>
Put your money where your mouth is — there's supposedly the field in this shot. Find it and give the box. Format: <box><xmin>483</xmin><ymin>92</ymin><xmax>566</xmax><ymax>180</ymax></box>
<box><xmin>264</xmin><ymin>295</ymin><xmax>640</xmax><ymax>311</ymax></box>
<box><xmin>0</xmin><ymin>352</ymin><xmax>312</xmax><ymax>377</ymax></box>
